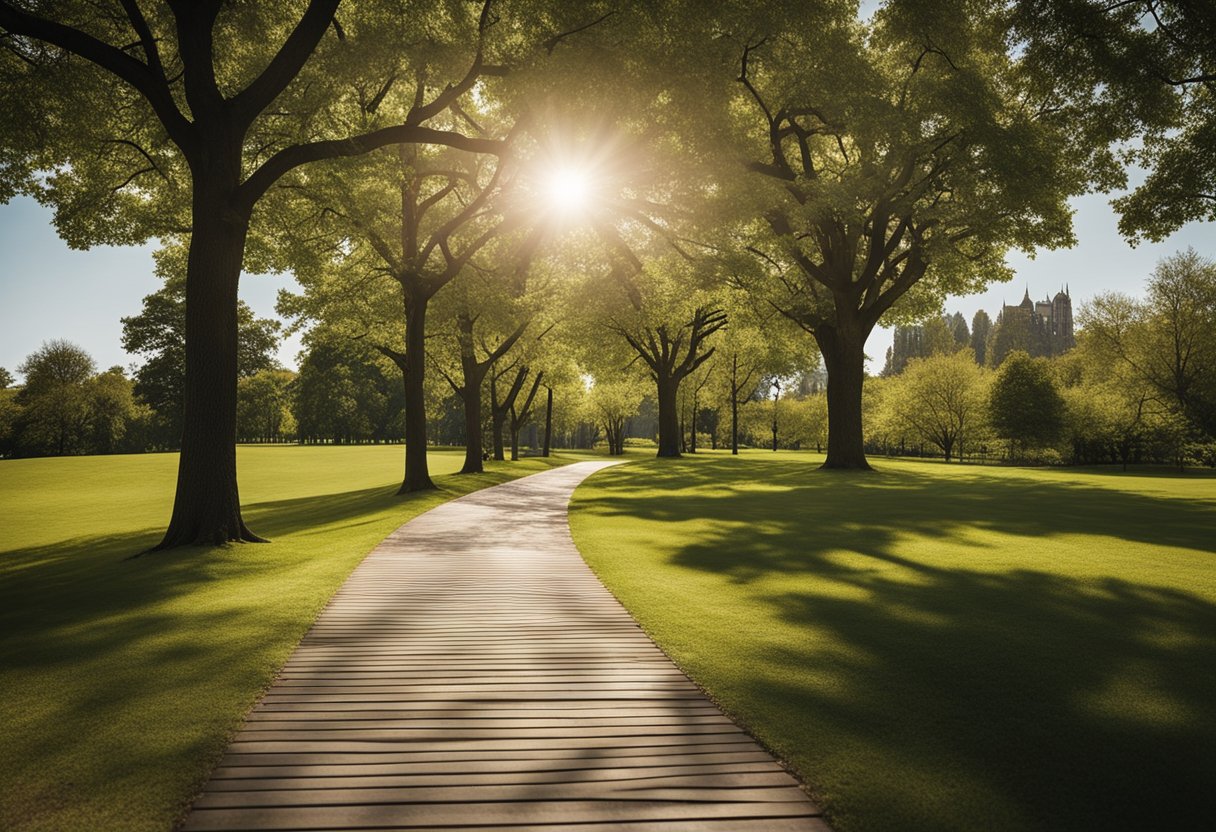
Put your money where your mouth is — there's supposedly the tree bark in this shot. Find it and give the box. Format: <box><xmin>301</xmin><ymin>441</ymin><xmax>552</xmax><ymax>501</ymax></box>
<box><xmin>731</xmin><ymin>396</ymin><xmax>739</xmax><ymax>455</ymax></box>
<box><xmin>399</xmin><ymin>293</ymin><xmax>435</xmax><ymax>493</ymax></box>
<box><xmin>689</xmin><ymin>391</ymin><xmax>698</xmax><ymax>454</ymax></box>
<box><xmin>656</xmin><ymin>377</ymin><xmax>681</xmax><ymax>458</ymax></box>
<box><xmin>154</xmin><ymin>182</ymin><xmax>263</xmax><ymax>548</ymax></box>
<box><xmin>458</xmin><ymin>376</ymin><xmax>485</xmax><ymax>474</ymax></box>
<box><xmin>815</xmin><ymin>321</ymin><xmax>873</xmax><ymax>470</ymax></box>
<box><xmin>542</xmin><ymin>386</ymin><xmax>553</xmax><ymax>457</ymax></box>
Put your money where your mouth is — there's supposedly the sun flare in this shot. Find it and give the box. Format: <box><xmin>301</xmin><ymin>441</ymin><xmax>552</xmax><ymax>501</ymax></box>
<box><xmin>544</xmin><ymin>166</ymin><xmax>592</xmax><ymax>213</ymax></box>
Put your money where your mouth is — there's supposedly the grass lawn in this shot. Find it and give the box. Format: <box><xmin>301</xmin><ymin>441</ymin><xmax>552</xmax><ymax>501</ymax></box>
<box><xmin>569</xmin><ymin>451</ymin><xmax>1216</xmax><ymax>832</ymax></box>
<box><xmin>0</xmin><ymin>445</ymin><xmax>587</xmax><ymax>832</ymax></box>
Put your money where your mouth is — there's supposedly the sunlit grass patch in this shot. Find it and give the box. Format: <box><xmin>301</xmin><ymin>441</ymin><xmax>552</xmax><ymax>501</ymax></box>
<box><xmin>570</xmin><ymin>451</ymin><xmax>1216</xmax><ymax>832</ymax></box>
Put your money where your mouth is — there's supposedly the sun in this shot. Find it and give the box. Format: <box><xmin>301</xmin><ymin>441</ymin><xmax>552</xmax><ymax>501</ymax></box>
<box><xmin>544</xmin><ymin>166</ymin><xmax>593</xmax><ymax>214</ymax></box>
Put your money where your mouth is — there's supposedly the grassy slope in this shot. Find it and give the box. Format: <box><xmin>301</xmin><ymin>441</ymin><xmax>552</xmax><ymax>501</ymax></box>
<box><xmin>0</xmin><ymin>445</ymin><xmax>583</xmax><ymax>832</ymax></box>
<box><xmin>569</xmin><ymin>451</ymin><xmax>1216</xmax><ymax>832</ymax></box>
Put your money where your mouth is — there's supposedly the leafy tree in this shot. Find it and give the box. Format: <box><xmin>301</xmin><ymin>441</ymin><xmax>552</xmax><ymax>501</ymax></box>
<box><xmin>0</xmin><ymin>387</ymin><xmax>22</xmax><ymax>457</ymax></box>
<box><xmin>697</xmin><ymin>1</ymin><xmax>1092</xmax><ymax>468</ymax></box>
<box><xmin>293</xmin><ymin>334</ymin><xmax>401</xmax><ymax>445</ymax></box>
<box><xmin>611</xmin><ymin>302</ymin><xmax>726</xmax><ymax>458</ymax></box>
<box><xmin>15</xmin><ymin>340</ymin><xmax>96</xmax><ymax>456</ymax></box>
<box><xmin>588</xmin><ymin>377</ymin><xmax>645</xmax><ymax>455</ymax></box>
<box><xmin>0</xmin><ymin>366</ymin><xmax>12</xmax><ymax>388</ymax></box>
<box><xmin>237</xmin><ymin>369</ymin><xmax>295</xmax><ymax>442</ymax></box>
<box><xmin>432</xmin><ymin>309</ymin><xmax>530</xmax><ymax>472</ymax></box>
<box><xmin>1081</xmin><ymin>249</ymin><xmax>1216</xmax><ymax>439</ymax></box>
<box><xmin>1</xmin><ymin>1</ymin><xmax>515</xmax><ymax>547</ymax></box>
<box><xmin>921</xmin><ymin>316</ymin><xmax>961</xmax><ymax>358</ymax></box>
<box><xmin>87</xmin><ymin>366</ymin><xmax>139</xmax><ymax>454</ymax></box>
<box><xmin>1012</xmin><ymin>1</ymin><xmax>1215</xmax><ymax>241</ymax></box>
<box><xmin>948</xmin><ymin>311</ymin><xmax>970</xmax><ymax>347</ymax></box>
<box><xmin>789</xmin><ymin>392</ymin><xmax>829</xmax><ymax>454</ymax></box>
<box><xmin>885</xmin><ymin>350</ymin><xmax>988</xmax><ymax>462</ymax></box>
<box><xmin>987</xmin><ymin>350</ymin><xmax>1065</xmax><ymax>460</ymax></box>
<box><xmin>270</xmin><ymin>139</ymin><xmax>533</xmax><ymax>490</ymax></box>
<box><xmin>122</xmin><ymin>273</ymin><xmax>280</xmax><ymax>447</ymax></box>
<box><xmin>971</xmin><ymin>309</ymin><xmax>992</xmax><ymax>366</ymax></box>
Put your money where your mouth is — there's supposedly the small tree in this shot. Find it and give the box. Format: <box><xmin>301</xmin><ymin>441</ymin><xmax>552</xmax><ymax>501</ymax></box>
<box><xmin>588</xmin><ymin>378</ymin><xmax>645</xmax><ymax>455</ymax></box>
<box><xmin>888</xmin><ymin>351</ymin><xmax>988</xmax><ymax>462</ymax></box>
<box><xmin>988</xmin><ymin>351</ymin><xmax>1065</xmax><ymax>461</ymax></box>
<box><xmin>16</xmin><ymin>340</ymin><xmax>96</xmax><ymax>456</ymax></box>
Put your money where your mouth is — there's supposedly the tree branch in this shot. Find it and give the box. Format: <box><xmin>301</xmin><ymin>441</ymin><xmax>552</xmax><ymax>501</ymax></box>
<box><xmin>239</xmin><ymin>125</ymin><xmax>506</xmax><ymax>212</ymax></box>
<box><xmin>230</xmin><ymin>0</ymin><xmax>341</xmax><ymax>128</ymax></box>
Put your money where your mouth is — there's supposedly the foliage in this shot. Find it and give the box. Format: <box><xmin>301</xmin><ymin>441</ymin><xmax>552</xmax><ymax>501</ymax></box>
<box><xmin>10</xmin><ymin>342</ymin><xmax>148</xmax><ymax>457</ymax></box>
<box><xmin>1012</xmin><ymin>0</ymin><xmax>1216</xmax><ymax>241</ymax></box>
<box><xmin>236</xmin><ymin>369</ymin><xmax>296</xmax><ymax>442</ymax></box>
<box><xmin>883</xmin><ymin>350</ymin><xmax>990</xmax><ymax>462</ymax></box>
<box><xmin>970</xmin><ymin>309</ymin><xmax>992</xmax><ymax>367</ymax></box>
<box><xmin>987</xmin><ymin>350</ymin><xmax>1065</xmax><ymax>458</ymax></box>
<box><xmin>679</xmin><ymin>0</ymin><xmax>1097</xmax><ymax>465</ymax></box>
<box><xmin>1082</xmin><ymin>250</ymin><xmax>1216</xmax><ymax>441</ymax></box>
<box><xmin>587</xmin><ymin>376</ymin><xmax>645</xmax><ymax>455</ymax></box>
<box><xmin>0</xmin><ymin>366</ymin><xmax>12</xmax><ymax>388</ymax></box>
<box><xmin>292</xmin><ymin>334</ymin><xmax>401</xmax><ymax>444</ymax></box>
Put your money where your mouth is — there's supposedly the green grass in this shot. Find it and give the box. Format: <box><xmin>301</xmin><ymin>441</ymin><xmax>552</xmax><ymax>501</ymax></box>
<box><xmin>569</xmin><ymin>451</ymin><xmax>1216</xmax><ymax>832</ymax></box>
<box><xmin>0</xmin><ymin>445</ymin><xmax>589</xmax><ymax>832</ymax></box>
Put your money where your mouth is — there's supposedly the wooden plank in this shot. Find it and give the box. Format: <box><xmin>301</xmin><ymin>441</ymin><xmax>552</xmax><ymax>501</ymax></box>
<box><xmin>182</xmin><ymin>462</ymin><xmax>826</xmax><ymax>831</ymax></box>
<box><xmin>206</xmin><ymin>762</ymin><xmax>791</xmax><ymax>788</ymax></box>
<box><xmin>182</xmin><ymin>799</ymin><xmax>821</xmax><ymax>830</ymax></box>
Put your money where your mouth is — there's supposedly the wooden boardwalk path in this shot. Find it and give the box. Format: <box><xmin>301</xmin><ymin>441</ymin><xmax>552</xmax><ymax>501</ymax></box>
<box><xmin>183</xmin><ymin>461</ymin><xmax>827</xmax><ymax>831</ymax></box>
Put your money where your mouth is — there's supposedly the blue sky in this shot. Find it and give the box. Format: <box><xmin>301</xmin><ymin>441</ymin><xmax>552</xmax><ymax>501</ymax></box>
<box><xmin>0</xmin><ymin>196</ymin><xmax>303</xmax><ymax>381</ymax></box>
<box><xmin>0</xmin><ymin>185</ymin><xmax>1211</xmax><ymax>382</ymax></box>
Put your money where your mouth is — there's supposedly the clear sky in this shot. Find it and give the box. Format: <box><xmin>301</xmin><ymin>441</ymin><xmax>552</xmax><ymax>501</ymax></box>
<box><xmin>1</xmin><ymin>180</ymin><xmax>1212</xmax><ymax>383</ymax></box>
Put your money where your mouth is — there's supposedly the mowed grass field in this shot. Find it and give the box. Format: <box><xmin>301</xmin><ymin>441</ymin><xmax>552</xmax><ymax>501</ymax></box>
<box><xmin>0</xmin><ymin>445</ymin><xmax>583</xmax><ymax>832</ymax></box>
<box><xmin>569</xmin><ymin>452</ymin><xmax>1216</xmax><ymax>832</ymax></box>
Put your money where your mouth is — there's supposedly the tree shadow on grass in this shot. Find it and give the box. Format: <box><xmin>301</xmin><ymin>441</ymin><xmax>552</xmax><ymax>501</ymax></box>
<box><xmin>580</xmin><ymin>458</ymin><xmax>1216</xmax><ymax>831</ymax></box>
<box><xmin>0</xmin><ymin>464</ymin><xmax>550</xmax><ymax>830</ymax></box>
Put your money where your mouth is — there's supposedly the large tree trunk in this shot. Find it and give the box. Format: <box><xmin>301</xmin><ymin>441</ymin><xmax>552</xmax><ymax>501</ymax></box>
<box><xmin>656</xmin><ymin>376</ymin><xmax>681</xmax><ymax>458</ymax></box>
<box><xmin>154</xmin><ymin>187</ymin><xmax>263</xmax><ymax>549</ymax></box>
<box><xmin>400</xmin><ymin>294</ymin><xmax>435</xmax><ymax>493</ymax></box>
<box><xmin>815</xmin><ymin>321</ymin><xmax>872</xmax><ymax>470</ymax></box>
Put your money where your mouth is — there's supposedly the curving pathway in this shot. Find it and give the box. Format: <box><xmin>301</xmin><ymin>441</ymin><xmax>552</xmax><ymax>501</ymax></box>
<box><xmin>183</xmin><ymin>460</ymin><xmax>828</xmax><ymax>831</ymax></box>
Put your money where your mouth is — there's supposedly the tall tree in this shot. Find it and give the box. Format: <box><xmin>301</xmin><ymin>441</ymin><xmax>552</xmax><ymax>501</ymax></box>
<box><xmin>970</xmin><ymin>309</ymin><xmax>992</xmax><ymax>366</ymax></box>
<box><xmin>611</xmin><ymin>302</ymin><xmax>726</xmax><ymax>458</ymax></box>
<box><xmin>687</xmin><ymin>0</ymin><xmax>1096</xmax><ymax>469</ymax></box>
<box><xmin>0</xmin><ymin>1</ymin><xmax>511</xmax><ymax>547</ymax></box>
<box><xmin>271</xmin><ymin>136</ymin><xmax>544</xmax><ymax>491</ymax></box>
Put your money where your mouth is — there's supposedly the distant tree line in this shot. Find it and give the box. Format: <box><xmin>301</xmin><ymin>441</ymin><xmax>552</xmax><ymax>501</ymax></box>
<box><xmin>864</xmin><ymin>250</ymin><xmax>1216</xmax><ymax>469</ymax></box>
